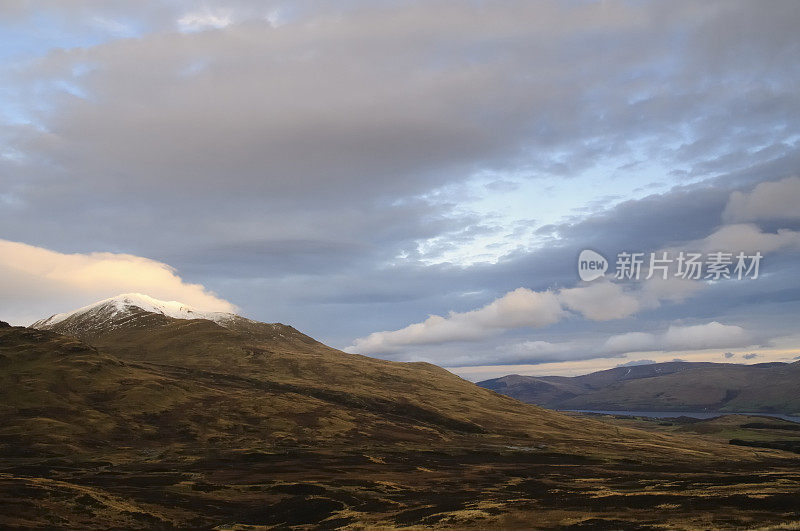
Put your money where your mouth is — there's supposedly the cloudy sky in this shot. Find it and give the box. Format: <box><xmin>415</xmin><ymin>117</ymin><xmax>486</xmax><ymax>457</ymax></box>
<box><xmin>1</xmin><ymin>1</ymin><xmax>799</xmax><ymax>380</ymax></box>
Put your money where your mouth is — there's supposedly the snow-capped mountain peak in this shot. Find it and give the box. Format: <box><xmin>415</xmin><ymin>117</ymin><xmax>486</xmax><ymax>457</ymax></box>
<box><xmin>31</xmin><ymin>293</ymin><xmax>237</xmax><ymax>330</ymax></box>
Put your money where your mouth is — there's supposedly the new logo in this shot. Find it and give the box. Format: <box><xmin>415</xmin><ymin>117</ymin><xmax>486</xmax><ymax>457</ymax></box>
<box><xmin>578</xmin><ymin>249</ymin><xmax>608</xmax><ymax>282</ymax></box>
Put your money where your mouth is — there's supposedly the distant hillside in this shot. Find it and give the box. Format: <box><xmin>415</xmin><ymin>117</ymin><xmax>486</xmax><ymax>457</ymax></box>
<box><xmin>478</xmin><ymin>361</ymin><xmax>800</xmax><ymax>415</ymax></box>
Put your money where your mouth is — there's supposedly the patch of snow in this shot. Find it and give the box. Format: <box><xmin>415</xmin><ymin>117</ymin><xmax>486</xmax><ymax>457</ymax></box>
<box><xmin>33</xmin><ymin>293</ymin><xmax>237</xmax><ymax>328</ymax></box>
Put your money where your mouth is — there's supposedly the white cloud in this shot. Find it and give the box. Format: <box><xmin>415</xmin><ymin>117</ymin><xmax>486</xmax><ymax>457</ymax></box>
<box><xmin>638</xmin><ymin>276</ymin><xmax>705</xmax><ymax>304</ymax></box>
<box><xmin>507</xmin><ymin>340</ymin><xmax>574</xmax><ymax>358</ymax></box>
<box><xmin>558</xmin><ymin>281</ymin><xmax>641</xmax><ymax>321</ymax></box>
<box><xmin>602</xmin><ymin>321</ymin><xmax>752</xmax><ymax>354</ymax></box>
<box><xmin>661</xmin><ymin>321</ymin><xmax>751</xmax><ymax>350</ymax></box>
<box><xmin>346</xmin><ymin>287</ymin><xmax>564</xmax><ymax>354</ymax></box>
<box><xmin>346</xmin><ymin>276</ymin><xmax>714</xmax><ymax>355</ymax></box>
<box><xmin>468</xmin><ymin>287</ymin><xmax>565</xmax><ymax>329</ymax></box>
<box><xmin>723</xmin><ymin>177</ymin><xmax>800</xmax><ymax>222</ymax></box>
<box><xmin>0</xmin><ymin>239</ymin><xmax>236</xmax><ymax>325</ymax></box>
<box><xmin>689</xmin><ymin>223</ymin><xmax>800</xmax><ymax>255</ymax></box>
<box><xmin>603</xmin><ymin>332</ymin><xmax>657</xmax><ymax>353</ymax></box>
<box><xmin>345</xmin><ymin>218</ymin><xmax>788</xmax><ymax>355</ymax></box>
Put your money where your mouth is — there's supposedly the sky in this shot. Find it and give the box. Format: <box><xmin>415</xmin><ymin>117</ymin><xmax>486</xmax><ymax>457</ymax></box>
<box><xmin>1</xmin><ymin>0</ymin><xmax>800</xmax><ymax>381</ymax></box>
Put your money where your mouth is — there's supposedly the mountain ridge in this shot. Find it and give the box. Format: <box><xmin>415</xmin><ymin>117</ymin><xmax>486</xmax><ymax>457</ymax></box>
<box><xmin>478</xmin><ymin>361</ymin><xmax>800</xmax><ymax>414</ymax></box>
<box><xmin>31</xmin><ymin>293</ymin><xmax>238</xmax><ymax>329</ymax></box>
<box><xmin>17</xmin><ymin>294</ymin><xmax>758</xmax><ymax>461</ymax></box>
<box><xmin>29</xmin><ymin>293</ymin><xmax>298</xmax><ymax>343</ymax></box>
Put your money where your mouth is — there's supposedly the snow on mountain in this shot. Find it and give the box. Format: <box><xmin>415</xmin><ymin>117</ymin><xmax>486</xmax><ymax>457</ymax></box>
<box><xmin>32</xmin><ymin>293</ymin><xmax>237</xmax><ymax>329</ymax></box>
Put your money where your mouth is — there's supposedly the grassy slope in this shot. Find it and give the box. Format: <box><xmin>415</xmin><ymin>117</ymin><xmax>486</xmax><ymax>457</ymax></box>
<box><xmin>3</xmin><ymin>322</ymin><xmax>800</xmax><ymax>528</ymax></box>
<box><xmin>0</xmin><ymin>321</ymin><xmax>767</xmax><ymax>464</ymax></box>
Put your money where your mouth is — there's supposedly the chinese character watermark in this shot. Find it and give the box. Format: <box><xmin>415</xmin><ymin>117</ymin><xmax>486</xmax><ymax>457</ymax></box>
<box><xmin>578</xmin><ymin>250</ymin><xmax>762</xmax><ymax>281</ymax></box>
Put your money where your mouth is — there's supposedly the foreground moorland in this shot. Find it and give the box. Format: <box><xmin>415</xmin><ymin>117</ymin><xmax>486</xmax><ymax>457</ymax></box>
<box><xmin>0</xmin><ymin>295</ymin><xmax>798</xmax><ymax>528</ymax></box>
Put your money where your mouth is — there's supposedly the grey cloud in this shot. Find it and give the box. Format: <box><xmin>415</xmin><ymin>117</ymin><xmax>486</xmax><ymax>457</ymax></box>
<box><xmin>5</xmin><ymin>1</ymin><xmax>800</xmax><ymax>257</ymax></box>
<box><xmin>1</xmin><ymin>1</ymin><xmax>799</xmax><ymax>365</ymax></box>
<box><xmin>223</xmin><ymin>177</ymin><xmax>800</xmax><ymax>349</ymax></box>
<box><xmin>723</xmin><ymin>177</ymin><xmax>800</xmax><ymax>223</ymax></box>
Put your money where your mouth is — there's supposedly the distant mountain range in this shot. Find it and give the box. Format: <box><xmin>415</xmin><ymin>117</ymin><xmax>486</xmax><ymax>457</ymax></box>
<box><xmin>478</xmin><ymin>361</ymin><xmax>800</xmax><ymax>415</ymax></box>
